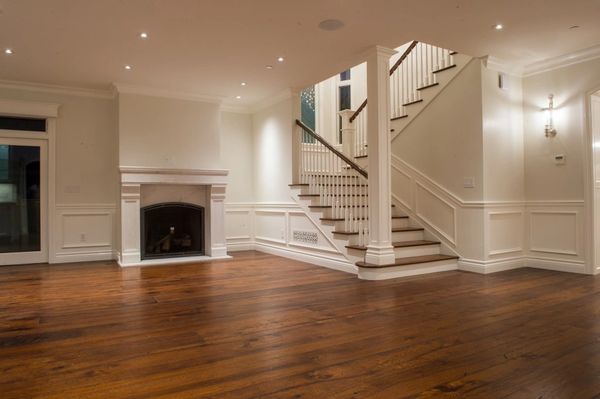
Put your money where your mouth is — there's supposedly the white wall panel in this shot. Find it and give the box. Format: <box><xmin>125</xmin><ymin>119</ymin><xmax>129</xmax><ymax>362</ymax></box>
<box><xmin>529</xmin><ymin>211</ymin><xmax>578</xmax><ymax>255</ymax></box>
<box><xmin>415</xmin><ymin>182</ymin><xmax>456</xmax><ymax>244</ymax></box>
<box><xmin>488</xmin><ymin>211</ymin><xmax>523</xmax><ymax>256</ymax></box>
<box><xmin>254</xmin><ymin>210</ymin><xmax>286</xmax><ymax>244</ymax></box>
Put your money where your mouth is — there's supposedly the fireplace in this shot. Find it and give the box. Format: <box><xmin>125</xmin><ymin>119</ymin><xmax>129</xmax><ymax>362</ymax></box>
<box><xmin>141</xmin><ymin>202</ymin><xmax>205</xmax><ymax>260</ymax></box>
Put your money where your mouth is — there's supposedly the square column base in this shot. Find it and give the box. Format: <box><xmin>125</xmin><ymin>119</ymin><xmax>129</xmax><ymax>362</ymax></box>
<box><xmin>365</xmin><ymin>245</ymin><xmax>396</xmax><ymax>265</ymax></box>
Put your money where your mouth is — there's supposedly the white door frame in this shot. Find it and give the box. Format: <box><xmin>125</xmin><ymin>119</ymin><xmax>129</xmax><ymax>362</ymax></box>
<box><xmin>0</xmin><ymin>137</ymin><xmax>48</xmax><ymax>264</ymax></box>
<box><xmin>585</xmin><ymin>86</ymin><xmax>600</xmax><ymax>275</ymax></box>
<box><xmin>0</xmin><ymin>99</ymin><xmax>59</xmax><ymax>265</ymax></box>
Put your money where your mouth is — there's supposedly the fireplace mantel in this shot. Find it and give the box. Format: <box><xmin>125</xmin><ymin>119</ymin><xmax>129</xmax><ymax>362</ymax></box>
<box><xmin>118</xmin><ymin>167</ymin><xmax>229</xmax><ymax>267</ymax></box>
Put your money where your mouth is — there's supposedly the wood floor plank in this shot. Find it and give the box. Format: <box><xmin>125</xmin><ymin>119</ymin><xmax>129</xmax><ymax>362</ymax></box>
<box><xmin>0</xmin><ymin>251</ymin><xmax>599</xmax><ymax>398</ymax></box>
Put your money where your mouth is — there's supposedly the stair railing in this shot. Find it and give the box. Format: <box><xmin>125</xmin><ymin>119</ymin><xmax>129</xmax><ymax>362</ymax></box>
<box><xmin>295</xmin><ymin>119</ymin><xmax>370</xmax><ymax>245</ymax></box>
<box><xmin>348</xmin><ymin>41</ymin><xmax>455</xmax><ymax>157</ymax></box>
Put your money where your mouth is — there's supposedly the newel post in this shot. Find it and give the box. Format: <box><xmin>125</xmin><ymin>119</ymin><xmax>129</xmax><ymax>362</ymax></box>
<box><xmin>365</xmin><ymin>45</ymin><xmax>397</xmax><ymax>266</ymax></box>
<box><xmin>291</xmin><ymin>90</ymin><xmax>302</xmax><ymax>183</ymax></box>
<box><xmin>338</xmin><ymin>109</ymin><xmax>356</xmax><ymax>158</ymax></box>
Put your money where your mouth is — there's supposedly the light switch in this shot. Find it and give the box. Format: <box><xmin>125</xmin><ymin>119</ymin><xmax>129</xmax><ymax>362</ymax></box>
<box><xmin>554</xmin><ymin>154</ymin><xmax>566</xmax><ymax>165</ymax></box>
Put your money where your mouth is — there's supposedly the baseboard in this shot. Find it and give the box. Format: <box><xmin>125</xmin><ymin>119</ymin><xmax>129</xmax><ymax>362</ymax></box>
<box><xmin>234</xmin><ymin>241</ymin><xmax>357</xmax><ymax>275</ymax></box>
<box><xmin>458</xmin><ymin>257</ymin><xmax>525</xmax><ymax>274</ymax></box>
<box><xmin>525</xmin><ymin>257</ymin><xmax>587</xmax><ymax>274</ymax></box>
<box><xmin>52</xmin><ymin>249</ymin><xmax>116</xmax><ymax>264</ymax></box>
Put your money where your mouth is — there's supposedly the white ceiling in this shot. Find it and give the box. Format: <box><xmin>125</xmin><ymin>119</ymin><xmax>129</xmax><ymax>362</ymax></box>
<box><xmin>1</xmin><ymin>0</ymin><xmax>599</xmax><ymax>107</ymax></box>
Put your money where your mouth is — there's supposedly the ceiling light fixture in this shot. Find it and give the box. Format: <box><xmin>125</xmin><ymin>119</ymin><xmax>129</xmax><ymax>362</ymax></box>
<box><xmin>569</xmin><ymin>25</ymin><xmax>580</xmax><ymax>30</ymax></box>
<box><xmin>277</xmin><ymin>56</ymin><xmax>285</xmax><ymax>62</ymax></box>
<box><xmin>265</xmin><ymin>65</ymin><xmax>273</xmax><ymax>70</ymax></box>
<box><xmin>124</xmin><ymin>65</ymin><xmax>132</xmax><ymax>70</ymax></box>
<box><xmin>140</xmin><ymin>32</ymin><xmax>149</xmax><ymax>39</ymax></box>
<box><xmin>241</xmin><ymin>82</ymin><xmax>247</xmax><ymax>86</ymax></box>
<box><xmin>4</xmin><ymin>48</ymin><xmax>13</xmax><ymax>55</ymax></box>
<box><xmin>494</xmin><ymin>24</ymin><xmax>504</xmax><ymax>30</ymax></box>
<box><xmin>236</xmin><ymin>95</ymin><xmax>242</xmax><ymax>99</ymax></box>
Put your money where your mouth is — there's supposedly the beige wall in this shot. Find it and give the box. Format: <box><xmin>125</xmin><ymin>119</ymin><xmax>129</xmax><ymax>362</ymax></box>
<box><xmin>0</xmin><ymin>87</ymin><xmax>118</xmax><ymax>204</ymax></box>
<box><xmin>220</xmin><ymin>111</ymin><xmax>253</xmax><ymax>203</ymax></box>
<box><xmin>482</xmin><ymin>67</ymin><xmax>525</xmax><ymax>201</ymax></box>
<box><xmin>523</xmin><ymin>57</ymin><xmax>600</xmax><ymax>201</ymax></box>
<box><xmin>118</xmin><ymin>93</ymin><xmax>221</xmax><ymax>170</ymax></box>
<box><xmin>392</xmin><ymin>59</ymin><xmax>484</xmax><ymax>201</ymax></box>
<box><xmin>252</xmin><ymin>98</ymin><xmax>293</xmax><ymax>203</ymax></box>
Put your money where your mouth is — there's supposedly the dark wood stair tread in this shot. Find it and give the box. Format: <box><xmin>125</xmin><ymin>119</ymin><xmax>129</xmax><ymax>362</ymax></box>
<box><xmin>432</xmin><ymin>64</ymin><xmax>457</xmax><ymax>73</ymax></box>
<box><xmin>392</xmin><ymin>226</ymin><xmax>422</xmax><ymax>232</ymax></box>
<box><xmin>321</xmin><ymin>215</ymin><xmax>408</xmax><ymax>222</ymax></box>
<box><xmin>403</xmin><ymin>99</ymin><xmax>423</xmax><ymax>106</ymax></box>
<box><xmin>297</xmin><ymin>194</ymin><xmax>320</xmax><ymax>197</ymax></box>
<box><xmin>289</xmin><ymin>183</ymin><xmax>309</xmax><ymax>187</ymax></box>
<box><xmin>308</xmin><ymin>205</ymin><xmax>332</xmax><ymax>209</ymax></box>
<box><xmin>355</xmin><ymin>155</ymin><xmax>368</xmax><ymax>159</ymax></box>
<box><xmin>417</xmin><ymin>82</ymin><xmax>440</xmax><ymax>91</ymax></box>
<box><xmin>346</xmin><ymin>240</ymin><xmax>440</xmax><ymax>251</ymax></box>
<box><xmin>356</xmin><ymin>254</ymin><xmax>458</xmax><ymax>268</ymax></box>
<box><xmin>391</xmin><ymin>115</ymin><xmax>408</xmax><ymax>121</ymax></box>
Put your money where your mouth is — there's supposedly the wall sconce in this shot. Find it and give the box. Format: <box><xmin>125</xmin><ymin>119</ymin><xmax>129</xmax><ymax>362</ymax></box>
<box><xmin>543</xmin><ymin>94</ymin><xmax>557</xmax><ymax>138</ymax></box>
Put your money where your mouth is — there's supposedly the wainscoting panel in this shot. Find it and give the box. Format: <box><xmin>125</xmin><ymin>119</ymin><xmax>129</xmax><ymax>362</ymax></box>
<box><xmin>415</xmin><ymin>182</ymin><xmax>457</xmax><ymax>245</ymax></box>
<box><xmin>224</xmin><ymin>209</ymin><xmax>252</xmax><ymax>241</ymax></box>
<box><xmin>487</xmin><ymin>211</ymin><xmax>524</xmax><ymax>256</ymax></box>
<box><xmin>391</xmin><ymin>166</ymin><xmax>413</xmax><ymax>209</ymax></box>
<box><xmin>54</xmin><ymin>204</ymin><xmax>116</xmax><ymax>263</ymax></box>
<box><xmin>288</xmin><ymin>211</ymin><xmax>338</xmax><ymax>254</ymax></box>
<box><xmin>529</xmin><ymin>210</ymin><xmax>579</xmax><ymax>256</ymax></box>
<box><xmin>254</xmin><ymin>209</ymin><xmax>286</xmax><ymax>244</ymax></box>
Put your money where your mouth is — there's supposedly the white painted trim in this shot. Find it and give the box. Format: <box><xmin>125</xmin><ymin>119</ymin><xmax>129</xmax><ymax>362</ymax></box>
<box><xmin>528</xmin><ymin>210</ymin><xmax>579</xmax><ymax>256</ymax></box>
<box><xmin>56</xmin><ymin>203</ymin><xmax>117</xmax><ymax>210</ymax></box>
<box><xmin>458</xmin><ymin>257</ymin><xmax>525</xmax><ymax>274</ymax></box>
<box><xmin>0</xmin><ymin>79</ymin><xmax>113</xmax><ymax>99</ymax></box>
<box><xmin>113</xmin><ymin>83</ymin><xmax>224</xmax><ymax>104</ymax></box>
<box><xmin>0</xmin><ymin>98</ymin><xmax>60</xmax><ymax>118</ymax></box>
<box><xmin>525</xmin><ymin>257</ymin><xmax>587</xmax><ymax>274</ymax></box>
<box><xmin>414</xmin><ymin>180</ymin><xmax>457</xmax><ymax>245</ymax></box>
<box><xmin>53</xmin><ymin>249</ymin><xmax>116</xmax><ymax>263</ymax></box>
<box><xmin>523</xmin><ymin>44</ymin><xmax>600</xmax><ymax>77</ymax></box>
<box><xmin>119</xmin><ymin>254</ymin><xmax>232</xmax><ymax>268</ymax></box>
<box><xmin>481</xmin><ymin>56</ymin><xmax>524</xmax><ymax>77</ymax></box>
<box><xmin>119</xmin><ymin>166</ymin><xmax>229</xmax><ymax>176</ymax></box>
<box><xmin>253</xmin><ymin>242</ymin><xmax>357</xmax><ymax>275</ymax></box>
<box><xmin>358</xmin><ymin>259</ymin><xmax>457</xmax><ymax>280</ymax></box>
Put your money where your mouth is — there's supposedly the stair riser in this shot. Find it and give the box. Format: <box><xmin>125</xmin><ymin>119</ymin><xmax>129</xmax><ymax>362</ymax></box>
<box><xmin>341</xmin><ymin>229</ymin><xmax>424</xmax><ymax>245</ymax></box>
<box><xmin>347</xmin><ymin>244</ymin><xmax>440</xmax><ymax>259</ymax></box>
<box><xmin>331</xmin><ymin>218</ymin><xmax>409</xmax><ymax>231</ymax></box>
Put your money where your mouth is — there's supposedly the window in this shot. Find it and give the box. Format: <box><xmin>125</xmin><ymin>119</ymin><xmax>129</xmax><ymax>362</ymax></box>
<box><xmin>0</xmin><ymin>117</ymin><xmax>46</xmax><ymax>132</ymax></box>
<box><xmin>300</xmin><ymin>86</ymin><xmax>316</xmax><ymax>143</ymax></box>
<box><xmin>340</xmin><ymin>69</ymin><xmax>351</xmax><ymax>81</ymax></box>
<box><xmin>338</xmin><ymin>84</ymin><xmax>351</xmax><ymax>143</ymax></box>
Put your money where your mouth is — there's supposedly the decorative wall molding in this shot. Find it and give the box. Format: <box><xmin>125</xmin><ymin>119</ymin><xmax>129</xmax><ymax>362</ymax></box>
<box><xmin>113</xmin><ymin>83</ymin><xmax>224</xmax><ymax>104</ymax></box>
<box><xmin>528</xmin><ymin>210</ymin><xmax>580</xmax><ymax>256</ymax></box>
<box><xmin>0</xmin><ymin>78</ymin><xmax>114</xmax><ymax>99</ymax></box>
<box><xmin>53</xmin><ymin>203</ymin><xmax>117</xmax><ymax>263</ymax></box>
<box><xmin>523</xmin><ymin>44</ymin><xmax>600</xmax><ymax>77</ymax></box>
<box><xmin>481</xmin><ymin>56</ymin><xmax>524</xmax><ymax>77</ymax></box>
<box><xmin>487</xmin><ymin>211</ymin><xmax>524</xmax><ymax>256</ymax></box>
<box><xmin>0</xmin><ymin>98</ymin><xmax>60</xmax><ymax>118</ymax></box>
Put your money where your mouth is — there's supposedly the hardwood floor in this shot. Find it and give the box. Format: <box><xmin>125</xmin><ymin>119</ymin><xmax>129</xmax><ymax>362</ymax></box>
<box><xmin>1</xmin><ymin>251</ymin><xmax>600</xmax><ymax>398</ymax></box>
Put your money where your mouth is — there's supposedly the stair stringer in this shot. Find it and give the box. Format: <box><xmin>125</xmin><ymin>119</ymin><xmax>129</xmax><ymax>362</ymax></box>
<box><xmin>288</xmin><ymin>191</ymin><xmax>359</xmax><ymax>274</ymax></box>
<box><xmin>391</xmin><ymin>54</ymin><xmax>474</xmax><ymax>142</ymax></box>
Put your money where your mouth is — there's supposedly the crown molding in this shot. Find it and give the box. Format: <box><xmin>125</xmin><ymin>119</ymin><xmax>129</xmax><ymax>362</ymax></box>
<box><xmin>113</xmin><ymin>83</ymin><xmax>225</xmax><ymax>104</ymax></box>
<box><xmin>523</xmin><ymin>44</ymin><xmax>600</xmax><ymax>77</ymax></box>
<box><xmin>250</xmin><ymin>88</ymin><xmax>293</xmax><ymax>114</ymax></box>
<box><xmin>220</xmin><ymin>103</ymin><xmax>252</xmax><ymax>114</ymax></box>
<box><xmin>0</xmin><ymin>79</ymin><xmax>114</xmax><ymax>99</ymax></box>
<box><xmin>481</xmin><ymin>56</ymin><xmax>524</xmax><ymax>77</ymax></box>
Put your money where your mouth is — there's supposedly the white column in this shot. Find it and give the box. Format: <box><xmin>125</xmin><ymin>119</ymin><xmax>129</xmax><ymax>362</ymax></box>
<box><xmin>119</xmin><ymin>183</ymin><xmax>141</xmax><ymax>266</ymax></box>
<box><xmin>365</xmin><ymin>46</ymin><xmax>397</xmax><ymax>265</ymax></box>
<box><xmin>291</xmin><ymin>90</ymin><xmax>302</xmax><ymax>183</ymax></box>
<box><xmin>209</xmin><ymin>184</ymin><xmax>228</xmax><ymax>257</ymax></box>
<box><xmin>338</xmin><ymin>109</ymin><xmax>356</xmax><ymax>157</ymax></box>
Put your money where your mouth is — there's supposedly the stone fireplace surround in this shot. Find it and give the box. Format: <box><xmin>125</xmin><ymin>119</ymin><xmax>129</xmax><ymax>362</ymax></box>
<box><xmin>119</xmin><ymin>166</ymin><xmax>229</xmax><ymax>266</ymax></box>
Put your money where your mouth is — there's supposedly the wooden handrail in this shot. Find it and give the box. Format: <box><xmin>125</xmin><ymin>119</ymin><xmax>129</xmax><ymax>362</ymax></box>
<box><xmin>295</xmin><ymin>119</ymin><xmax>368</xmax><ymax>179</ymax></box>
<box><xmin>389</xmin><ymin>40</ymin><xmax>418</xmax><ymax>75</ymax></box>
<box><xmin>349</xmin><ymin>40</ymin><xmax>419</xmax><ymax>123</ymax></box>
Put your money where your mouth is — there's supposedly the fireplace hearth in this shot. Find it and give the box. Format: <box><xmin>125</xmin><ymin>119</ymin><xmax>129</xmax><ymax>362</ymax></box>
<box><xmin>141</xmin><ymin>202</ymin><xmax>204</xmax><ymax>260</ymax></box>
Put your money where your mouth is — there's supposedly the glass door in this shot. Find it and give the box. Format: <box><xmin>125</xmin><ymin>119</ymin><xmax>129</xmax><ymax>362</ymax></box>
<box><xmin>0</xmin><ymin>138</ymin><xmax>47</xmax><ymax>265</ymax></box>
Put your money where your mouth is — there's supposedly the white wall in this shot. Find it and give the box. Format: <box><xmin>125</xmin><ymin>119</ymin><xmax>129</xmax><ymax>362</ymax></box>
<box><xmin>252</xmin><ymin>98</ymin><xmax>293</xmax><ymax>203</ymax></box>
<box><xmin>220</xmin><ymin>111</ymin><xmax>254</xmax><ymax>203</ymax></box>
<box><xmin>0</xmin><ymin>86</ymin><xmax>118</xmax><ymax>263</ymax></box>
<box><xmin>118</xmin><ymin>93</ymin><xmax>221</xmax><ymax>170</ymax></box>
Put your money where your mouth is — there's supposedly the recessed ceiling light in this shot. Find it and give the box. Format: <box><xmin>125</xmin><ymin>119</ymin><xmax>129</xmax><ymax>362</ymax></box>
<box><xmin>124</xmin><ymin>65</ymin><xmax>132</xmax><ymax>70</ymax></box>
<box><xmin>494</xmin><ymin>24</ymin><xmax>504</xmax><ymax>30</ymax></box>
<box><xmin>265</xmin><ymin>65</ymin><xmax>273</xmax><ymax>70</ymax></box>
<box><xmin>236</xmin><ymin>95</ymin><xmax>242</xmax><ymax>99</ymax></box>
<box><xmin>569</xmin><ymin>25</ymin><xmax>580</xmax><ymax>30</ymax></box>
<box><xmin>4</xmin><ymin>48</ymin><xmax>13</xmax><ymax>55</ymax></box>
<box><xmin>318</xmin><ymin>19</ymin><xmax>345</xmax><ymax>31</ymax></box>
<box><xmin>140</xmin><ymin>32</ymin><xmax>149</xmax><ymax>39</ymax></box>
<box><xmin>277</xmin><ymin>56</ymin><xmax>285</xmax><ymax>62</ymax></box>
<box><xmin>241</xmin><ymin>82</ymin><xmax>247</xmax><ymax>86</ymax></box>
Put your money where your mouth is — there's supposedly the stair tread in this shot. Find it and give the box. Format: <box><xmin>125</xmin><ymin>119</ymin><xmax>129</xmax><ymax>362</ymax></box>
<box><xmin>321</xmin><ymin>215</ymin><xmax>408</xmax><ymax>222</ymax></box>
<box><xmin>355</xmin><ymin>155</ymin><xmax>368</xmax><ymax>159</ymax></box>
<box><xmin>417</xmin><ymin>82</ymin><xmax>440</xmax><ymax>91</ymax></box>
<box><xmin>289</xmin><ymin>183</ymin><xmax>309</xmax><ymax>187</ymax></box>
<box><xmin>334</xmin><ymin>226</ymin><xmax>420</xmax><ymax>235</ymax></box>
<box><xmin>432</xmin><ymin>64</ymin><xmax>457</xmax><ymax>73</ymax></box>
<box><xmin>297</xmin><ymin>194</ymin><xmax>320</xmax><ymax>197</ymax></box>
<box><xmin>391</xmin><ymin>115</ymin><xmax>408</xmax><ymax>121</ymax></box>
<box><xmin>403</xmin><ymin>99</ymin><xmax>423</xmax><ymax>106</ymax></box>
<box><xmin>356</xmin><ymin>254</ymin><xmax>458</xmax><ymax>268</ymax></box>
<box><xmin>346</xmin><ymin>240</ymin><xmax>441</xmax><ymax>251</ymax></box>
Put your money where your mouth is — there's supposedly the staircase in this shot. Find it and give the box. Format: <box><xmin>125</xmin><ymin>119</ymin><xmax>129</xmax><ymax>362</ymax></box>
<box><xmin>290</xmin><ymin>41</ymin><xmax>468</xmax><ymax>280</ymax></box>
